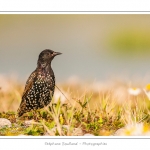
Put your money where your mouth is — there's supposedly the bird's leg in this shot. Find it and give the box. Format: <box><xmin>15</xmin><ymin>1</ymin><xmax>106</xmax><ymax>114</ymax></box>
<box><xmin>32</xmin><ymin>110</ymin><xmax>39</xmax><ymax>121</ymax></box>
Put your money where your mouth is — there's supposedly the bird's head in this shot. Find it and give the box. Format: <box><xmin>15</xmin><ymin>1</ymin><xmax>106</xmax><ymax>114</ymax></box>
<box><xmin>38</xmin><ymin>49</ymin><xmax>62</xmax><ymax>68</ymax></box>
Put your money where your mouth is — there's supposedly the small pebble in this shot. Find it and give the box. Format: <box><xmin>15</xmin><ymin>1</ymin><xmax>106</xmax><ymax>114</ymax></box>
<box><xmin>0</xmin><ymin>118</ymin><xmax>12</xmax><ymax>128</ymax></box>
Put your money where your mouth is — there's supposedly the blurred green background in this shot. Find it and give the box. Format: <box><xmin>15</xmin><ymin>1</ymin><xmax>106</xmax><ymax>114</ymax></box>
<box><xmin>1</xmin><ymin>14</ymin><xmax>150</xmax><ymax>82</ymax></box>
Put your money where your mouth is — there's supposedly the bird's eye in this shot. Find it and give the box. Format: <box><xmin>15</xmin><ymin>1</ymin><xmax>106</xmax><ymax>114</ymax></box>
<box><xmin>48</xmin><ymin>52</ymin><xmax>54</xmax><ymax>56</ymax></box>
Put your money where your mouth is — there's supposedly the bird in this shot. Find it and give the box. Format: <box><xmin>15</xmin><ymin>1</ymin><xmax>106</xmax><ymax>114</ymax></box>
<box><xmin>17</xmin><ymin>49</ymin><xmax>62</xmax><ymax>117</ymax></box>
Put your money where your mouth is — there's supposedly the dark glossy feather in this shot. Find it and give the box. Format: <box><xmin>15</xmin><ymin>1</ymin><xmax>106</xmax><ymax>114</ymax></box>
<box><xmin>17</xmin><ymin>49</ymin><xmax>61</xmax><ymax>117</ymax></box>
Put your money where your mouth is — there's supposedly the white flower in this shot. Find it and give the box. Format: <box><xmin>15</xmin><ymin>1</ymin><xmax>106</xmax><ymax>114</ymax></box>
<box><xmin>53</xmin><ymin>90</ymin><xmax>69</xmax><ymax>104</ymax></box>
<box><xmin>128</xmin><ymin>88</ymin><xmax>141</xmax><ymax>96</ymax></box>
<box><xmin>67</xmin><ymin>76</ymin><xmax>81</xmax><ymax>86</ymax></box>
<box><xmin>114</xmin><ymin>123</ymin><xmax>150</xmax><ymax>136</ymax></box>
<box><xmin>143</xmin><ymin>84</ymin><xmax>150</xmax><ymax>100</ymax></box>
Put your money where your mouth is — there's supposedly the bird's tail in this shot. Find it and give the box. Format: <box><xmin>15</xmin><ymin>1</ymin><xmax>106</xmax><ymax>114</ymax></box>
<box><xmin>17</xmin><ymin>108</ymin><xmax>24</xmax><ymax>117</ymax></box>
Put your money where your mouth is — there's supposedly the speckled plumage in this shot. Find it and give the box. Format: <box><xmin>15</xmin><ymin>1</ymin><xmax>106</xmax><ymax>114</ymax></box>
<box><xmin>17</xmin><ymin>49</ymin><xmax>62</xmax><ymax>117</ymax></box>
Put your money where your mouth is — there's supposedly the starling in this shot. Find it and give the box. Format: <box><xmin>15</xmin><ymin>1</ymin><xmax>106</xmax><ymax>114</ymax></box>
<box><xmin>17</xmin><ymin>49</ymin><xmax>62</xmax><ymax>117</ymax></box>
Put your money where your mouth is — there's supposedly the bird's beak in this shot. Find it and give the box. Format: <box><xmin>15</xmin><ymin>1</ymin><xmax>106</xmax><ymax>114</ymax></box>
<box><xmin>53</xmin><ymin>52</ymin><xmax>62</xmax><ymax>56</ymax></box>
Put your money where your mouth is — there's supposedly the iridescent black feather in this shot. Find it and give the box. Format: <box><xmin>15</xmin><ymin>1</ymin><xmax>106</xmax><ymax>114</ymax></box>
<box><xmin>17</xmin><ymin>49</ymin><xmax>62</xmax><ymax>117</ymax></box>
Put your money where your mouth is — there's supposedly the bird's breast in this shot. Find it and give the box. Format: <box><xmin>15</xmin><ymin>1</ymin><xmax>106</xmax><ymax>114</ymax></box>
<box><xmin>36</xmin><ymin>73</ymin><xmax>55</xmax><ymax>85</ymax></box>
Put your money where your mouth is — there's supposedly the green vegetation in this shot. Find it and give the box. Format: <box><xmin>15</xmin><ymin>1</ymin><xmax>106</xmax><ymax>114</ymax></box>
<box><xmin>0</xmin><ymin>77</ymin><xmax>150</xmax><ymax>136</ymax></box>
<box><xmin>107</xmin><ymin>28</ymin><xmax>150</xmax><ymax>58</ymax></box>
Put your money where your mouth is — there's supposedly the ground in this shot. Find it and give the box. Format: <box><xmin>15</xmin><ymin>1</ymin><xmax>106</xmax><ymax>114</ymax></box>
<box><xmin>0</xmin><ymin>76</ymin><xmax>150</xmax><ymax>136</ymax></box>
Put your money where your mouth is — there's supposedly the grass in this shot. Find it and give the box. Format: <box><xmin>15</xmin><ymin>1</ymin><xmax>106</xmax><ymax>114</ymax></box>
<box><xmin>0</xmin><ymin>76</ymin><xmax>150</xmax><ymax>136</ymax></box>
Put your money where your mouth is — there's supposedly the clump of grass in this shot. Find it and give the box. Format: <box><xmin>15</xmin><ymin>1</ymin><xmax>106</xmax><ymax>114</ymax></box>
<box><xmin>0</xmin><ymin>76</ymin><xmax>150</xmax><ymax>136</ymax></box>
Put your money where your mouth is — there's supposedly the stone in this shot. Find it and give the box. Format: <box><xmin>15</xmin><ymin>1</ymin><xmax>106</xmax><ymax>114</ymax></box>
<box><xmin>0</xmin><ymin>118</ymin><xmax>11</xmax><ymax>128</ymax></box>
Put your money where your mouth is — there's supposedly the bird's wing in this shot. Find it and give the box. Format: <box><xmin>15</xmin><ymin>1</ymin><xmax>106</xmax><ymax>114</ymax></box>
<box><xmin>17</xmin><ymin>99</ymin><xmax>26</xmax><ymax>116</ymax></box>
<box><xmin>22</xmin><ymin>70</ymin><xmax>37</xmax><ymax>99</ymax></box>
<box><xmin>18</xmin><ymin>71</ymin><xmax>37</xmax><ymax>116</ymax></box>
